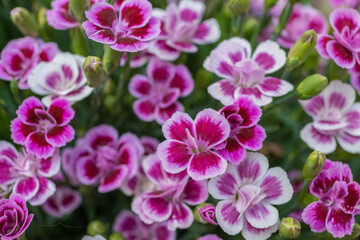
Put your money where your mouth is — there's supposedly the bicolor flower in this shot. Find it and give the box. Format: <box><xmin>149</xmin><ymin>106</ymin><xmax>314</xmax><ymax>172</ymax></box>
<box><xmin>302</xmin><ymin>160</ymin><xmax>360</xmax><ymax>238</ymax></box>
<box><xmin>204</xmin><ymin>37</ymin><xmax>293</xmax><ymax>106</ymax></box>
<box><xmin>0</xmin><ymin>193</ymin><xmax>34</xmax><ymax>240</ymax></box>
<box><xmin>300</xmin><ymin>80</ymin><xmax>360</xmax><ymax>154</ymax></box>
<box><xmin>0</xmin><ymin>37</ymin><xmax>59</xmax><ymax>89</ymax></box>
<box><xmin>216</xmin><ymin>97</ymin><xmax>266</xmax><ymax>164</ymax></box>
<box><xmin>129</xmin><ymin>58</ymin><xmax>194</xmax><ymax>124</ymax></box>
<box><xmin>10</xmin><ymin>97</ymin><xmax>75</xmax><ymax>158</ymax></box>
<box><xmin>0</xmin><ymin>141</ymin><xmax>60</xmax><ymax>206</ymax></box>
<box><xmin>328</xmin><ymin>0</ymin><xmax>360</xmax><ymax>9</ymax></box>
<box><xmin>157</xmin><ymin>109</ymin><xmax>230</xmax><ymax>180</ymax></box>
<box><xmin>316</xmin><ymin>8</ymin><xmax>360</xmax><ymax>69</ymax></box>
<box><xmin>82</xmin><ymin>0</ymin><xmax>160</xmax><ymax>52</ymax></box>
<box><xmin>113</xmin><ymin>210</ymin><xmax>176</xmax><ymax>240</ymax></box>
<box><xmin>28</xmin><ymin>52</ymin><xmax>94</xmax><ymax>107</ymax></box>
<box><xmin>132</xmin><ymin>154</ymin><xmax>208</xmax><ymax>230</ymax></box>
<box><xmin>208</xmin><ymin>152</ymin><xmax>293</xmax><ymax>239</ymax></box>
<box><xmin>148</xmin><ymin>0</ymin><xmax>220</xmax><ymax>61</ymax></box>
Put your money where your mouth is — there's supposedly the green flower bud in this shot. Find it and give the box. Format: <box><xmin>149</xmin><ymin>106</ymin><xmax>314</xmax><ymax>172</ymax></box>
<box><xmin>103</xmin><ymin>45</ymin><xmax>122</xmax><ymax>74</ymax></box>
<box><xmin>287</xmin><ymin>30</ymin><xmax>317</xmax><ymax>71</ymax></box>
<box><xmin>70</xmin><ymin>27</ymin><xmax>89</xmax><ymax>56</ymax></box>
<box><xmin>296</xmin><ymin>74</ymin><xmax>328</xmax><ymax>100</ymax></box>
<box><xmin>302</xmin><ymin>151</ymin><xmax>326</xmax><ymax>181</ymax></box>
<box><xmin>87</xmin><ymin>220</ymin><xmax>108</xmax><ymax>237</ymax></box>
<box><xmin>109</xmin><ymin>232</ymin><xmax>125</xmax><ymax>240</ymax></box>
<box><xmin>279</xmin><ymin>217</ymin><xmax>301</xmax><ymax>239</ymax></box>
<box><xmin>228</xmin><ymin>0</ymin><xmax>250</xmax><ymax>16</ymax></box>
<box><xmin>83</xmin><ymin>56</ymin><xmax>105</xmax><ymax>87</ymax></box>
<box><xmin>69</xmin><ymin>0</ymin><xmax>90</xmax><ymax>22</ymax></box>
<box><xmin>11</xmin><ymin>7</ymin><xmax>39</xmax><ymax>37</ymax></box>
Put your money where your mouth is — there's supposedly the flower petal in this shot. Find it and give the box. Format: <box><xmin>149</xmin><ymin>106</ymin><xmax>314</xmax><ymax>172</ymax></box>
<box><xmin>129</xmin><ymin>17</ymin><xmax>161</xmax><ymax>41</ymax></box>
<box><xmin>133</xmin><ymin>98</ymin><xmax>156</xmax><ymax>122</ymax></box>
<box><xmin>85</xmin><ymin>3</ymin><xmax>117</xmax><ymax>29</ymax></box>
<box><xmin>258</xmin><ymin>77</ymin><xmax>293</xmax><ymax>97</ymax></box>
<box><xmin>112</xmin><ymin>210</ymin><xmax>138</xmax><ymax>233</ymax></box>
<box><xmin>215</xmin><ymin>199</ymin><xmax>243</xmax><ymax>235</ymax></box>
<box><xmin>28</xmin><ymin>176</ymin><xmax>56</xmax><ymax>206</ymax></box>
<box><xmin>324</xmin><ymin>81</ymin><xmax>356</xmax><ymax>112</ymax></box>
<box><xmin>341</xmin><ymin>182</ymin><xmax>360</xmax><ymax>214</ymax></box>
<box><xmin>13</xmin><ymin>177</ymin><xmax>39</xmax><ymax>201</ymax></box>
<box><xmin>147</xmin><ymin>58</ymin><xmax>175</xmax><ymax>85</ymax></box>
<box><xmin>48</xmin><ymin>98</ymin><xmax>75</xmax><ymax>125</ymax></box>
<box><xmin>300</xmin><ymin>123</ymin><xmax>337</xmax><ymax>154</ymax></box>
<box><xmin>142</xmin><ymin>197</ymin><xmax>172</xmax><ymax>222</ymax></box>
<box><xmin>252</xmin><ymin>40</ymin><xmax>286</xmax><ymax>74</ymax></box>
<box><xmin>76</xmin><ymin>156</ymin><xmax>99</xmax><ymax>185</ymax></box>
<box><xmin>188</xmin><ymin>151</ymin><xmax>227</xmax><ymax>180</ymax></box>
<box><xmin>329</xmin><ymin>8</ymin><xmax>360</xmax><ymax>35</ymax></box>
<box><xmin>215</xmin><ymin>138</ymin><xmax>246</xmax><ymax>165</ymax></box>
<box><xmin>316</xmin><ymin>34</ymin><xmax>334</xmax><ymax>59</ymax></box>
<box><xmin>302</xmin><ymin>201</ymin><xmax>328</xmax><ymax>233</ymax></box>
<box><xmin>167</xmin><ymin>203</ymin><xmax>194</xmax><ymax>230</ymax></box>
<box><xmin>326</xmin><ymin>40</ymin><xmax>355</xmax><ymax>69</ymax></box>
<box><xmin>148</xmin><ymin>40</ymin><xmax>180</xmax><ymax>61</ymax></box>
<box><xmin>38</xmin><ymin>149</ymin><xmax>61</xmax><ymax>177</ymax></box>
<box><xmin>98</xmin><ymin>166</ymin><xmax>128</xmax><ymax>193</ymax></box>
<box><xmin>162</xmin><ymin>111</ymin><xmax>194</xmax><ymax>141</ymax></box>
<box><xmin>193</xmin><ymin>18</ymin><xmax>220</xmax><ymax>44</ymax></box>
<box><xmin>158</xmin><ymin>140</ymin><xmax>192</xmax><ymax>174</ymax></box>
<box><xmin>156</xmin><ymin>102</ymin><xmax>184</xmax><ymax>125</ymax></box>
<box><xmin>25</xmin><ymin>132</ymin><xmax>55</xmax><ymax>158</ymax></box>
<box><xmin>128</xmin><ymin>74</ymin><xmax>151</xmax><ymax>98</ymax></box>
<box><xmin>245</xmin><ymin>202</ymin><xmax>278</xmax><ymax>229</ymax></box>
<box><xmin>235</xmin><ymin>125</ymin><xmax>266</xmax><ymax>151</ymax></box>
<box><xmin>171</xmin><ymin>65</ymin><xmax>194</xmax><ymax>97</ymax></box>
<box><xmin>299</xmin><ymin>95</ymin><xmax>326</xmax><ymax>118</ymax></box>
<box><xmin>208</xmin><ymin>80</ymin><xmax>237</xmax><ymax>105</ymax></box>
<box><xmin>111</xmin><ymin>37</ymin><xmax>148</xmax><ymax>52</ymax></box>
<box><xmin>82</xmin><ymin>21</ymin><xmax>116</xmax><ymax>44</ymax></box>
<box><xmin>337</xmin><ymin>131</ymin><xmax>360</xmax><ymax>154</ymax></box>
<box><xmin>208</xmin><ymin>164</ymin><xmax>239</xmax><ymax>199</ymax></box>
<box><xmin>235</xmin><ymin>87</ymin><xmax>273</xmax><ymax>106</ymax></box>
<box><xmin>46</xmin><ymin>125</ymin><xmax>75</xmax><ymax>147</ymax></box>
<box><xmin>119</xmin><ymin>0</ymin><xmax>152</xmax><ymax>28</ymax></box>
<box><xmin>183</xmin><ymin>179</ymin><xmax>208</xmax><ymax>205</ymax></box>
<box><xmin>16</xmin><ymin>96</ymin><xmax>43</xmax><ymax>124</ymax></box>
<box><xmin>237</xmin><ymin>152</ymin><xmax>269</xmax><ymax>184</ymax></box>
<box><xmin>242</xmin><ymin>219</ymin><xmax>279</xmax><ymax>240</ymax></box>
<box><xmin>326</xmin><ymin>208</ymin><xmax>354</xmax><ymax>238</ymax></box>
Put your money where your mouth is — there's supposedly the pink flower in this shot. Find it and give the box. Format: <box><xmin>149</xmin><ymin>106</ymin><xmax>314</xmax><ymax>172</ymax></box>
<box><xmin>208</xmin><ymin>152</ymin><xmax>293</xmax><ymax>238</ymax></box>
<box><xmin>204</xmin><ymin>37</ymin><xmax>293</xmax><ymax>106</ymax></box>
<box><xmin>349</xmin><ymin>63</ymin><xmax>360</xmax><ymax>95</ymax></box>
<box><xmin>158</xmin><ymin>109</ymin><xmax>230</xmax><ymax>180</ymax></box>
<box><xmin>129</xmin><ymin>59</ymin><xmax>194</xmax><ymax>124</ymax></box>
<box><xmin>299</xmin><ymin>80</ymin><xmax>360</xmax><ymax>154</ymax></box>
<box><xmin>0</xmin><ymin>193</ymin><xmax>34</xmax><ymax>240</ymax></box>
<box><xmin>10</xmin><ymin>97</ymin><xmax>75</xmax><ymax>158</ymax></box>
<box><xmin>216</xmin><ymin>97</ymin><xmax>266</xmax><ymax>164</ymax></box>
<box><xmin>288</xmin><ymin>170</ymin><xmax>305</xmax><ymax>195</ymax></box>
<box><xmin>0</xmin><ymin>141</ymin><xmax>60</xmax><ymax>205</ymax></box>
<box><xmin>113</xmin><ymin>210</ymin><xmax>176</xmax><ymax>240</ymax></box>
<box><xmin>148</xmin><ymin>0</ymin><xmax>220</xmax><ymax>61</ymax></box>
<box><xmin>120</xmin><ymin>51</ymin><xmax>153</xmax><ymax>68</ymax></box>
<box><xmin>328</xmin><ymin>0</ymin><xmax>360</xmax><ymax>9</ymax></box>
<box><xmin>82</xmin><ymin>0</ymin><xmax>161</xmax><ymax>52</ymax></box>
<box><xmin>28</xmin><ymin>52</ymin><xmax>94</xmax><ymax>107</ymax></box>
<box><xmin>316</xmin><ymin>8</ymin><xmax>360</xmax><ymax>69</ymax></box>
<box><xmin>198</xmin><ymin>234</ymin><xmax>222</xmax><ymax>240</ymax></box>
<box><xmin>0</xmin><ymin>37</ymin><xmax>59</xmax><ymax>89</ymax></box>
<box><xmin>197</xmin><ymin>204</ymin><xmax>217</xmax><ymax>225</ymax></box>
<box><xmin>132</xmin><ymin>154</ymin><xmax>208</xmax><ymax>230</ymax></box>
<box><xmin>302</xmin><ymin>160</ymin><xmax>360</xmax><ymax>238</ymax></box>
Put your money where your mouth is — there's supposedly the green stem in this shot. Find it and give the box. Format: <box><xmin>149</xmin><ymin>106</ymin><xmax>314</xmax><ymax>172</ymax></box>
<box><xmin>231</xmin><ymin>15</ymin><xmax>242</xmax><ymax>36</ymax></box>
<box><xmin>263</xmin><ymin>91</ymin><xmax>297</xmax><ymax>111</ymax></box>
<box><xmin>250</xmin><ymin>11</ymin><xmax>268</xmax><ymax>48</ymax></box>
<box><xmin>79</xmin><ymin>26</ymin><xmax>94</xmax><ymax>55</ymax></box>
<box><xmin>272</xmin><ymin>2</ymin><xmax>295</xmax><ymax>41</ymax></box>
<box><xmin>281</xmin><ymin>68</ymin><xmax>291</xmax><ymax>80</ymax></box>
<box><xmin>114</xmin><ymin>54</ymin><xmax>133</xmax><ymax>109</ymax></box>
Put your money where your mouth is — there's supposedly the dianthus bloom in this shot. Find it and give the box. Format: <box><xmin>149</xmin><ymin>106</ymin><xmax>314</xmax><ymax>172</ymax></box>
<box><xmin>148</xmin><ymin>0</ymin><xmax>220</xmax><ymax>61</ymax></box>
<box><xmin>302</xmin><ymin>160</ymin><xmax>360</xmax><ymax>238</ymax></box>
<box><xmin>132</xmin><ymin>154</ymin><xmax>208</xmax><ymax>230</ymax></box>
<box><xmin>208</xmin><ymin>152</ymin><xmax>293</xmax><ymax>239</ymax></box>
<box><xmin>300</xmin><ymin>81</ymin><xmax>360</xmax><ymax>154</ymax></box>
<box><xmin>113</xmin><ymin>210</ymin><xmax>176</xmax><ymax>240</ymax></box>
<box><xmin>158</xmin><ymin>109</ymin><xmax>230</xmax><ymax>180</ymax></box>
<box><xmin>10</xmin><ymin>97</ymin><xmax>75</xmax><ymax>158</ymax></box>
<box><xmin>0</xmin><ymin>193</ymin><xmax>34</xmax><ymax>240</ymax></box>
<box><xmin>316</xmin><ymin>8</ymin><xmax>360</xmax><ymax>69</ymax></box>
<box><xmin>129</xmin><ymin>59</ymin><xmax>194</xmax><ymax>124</ymax></box>
<box><xmin>197</xmin><ymin>204</ymin><xmax>217</xmax><ymax>225</ymax></box>
<box><xmin>204</xmin><ymin>37</ymin><xmax>292</xmax><ymax>106</ymax></box>
<box><xmin>0</xmin><ymin>141</ymin><xmax>60</xmax><ymax>205</ymax></box>
<box><xmin>82</xmin><ymin>0</ymin><xmax>160</xmax><ymax>52</ymax></box>
<box><xmin>0</xmin><ymin>37</ymin><xmax>59</xmax><ymax>89</ymax></box>
<box><xmin>328</xmin><ymin>0</ymin><xmax>360</xmax><ymax>9</ymax></box>
<box><xmin>28</xmin><ymin>52</ymin><xmax>94</xmax><ymax>107</ymax></box>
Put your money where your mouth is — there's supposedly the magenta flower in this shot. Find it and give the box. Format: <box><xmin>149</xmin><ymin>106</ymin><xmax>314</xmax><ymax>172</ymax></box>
<box><xmin>129</xmin><ymin>59</ymin><xmax>194</xmax><ymax>124</ymax></box>
<box><xmin>216</xmin><ymin>97</ymin><xmax>266</xmax><ymax>164</ymax></box>
<box><xmin>328</xmin><ymin>0</ymin><xmax>360</xmax><ymax>8</ymax></box>
<box><xmin>10</xmin><ymin>97</ymin><xmax>75</xmax><ymax>158</ymax></box>
<box><xmin>0</xmin><ymin>193</ymin><xmax>34</xmax><ymax>240</ymax></box>
<box><xmin>197</xmin><ymin>204</ymin><xmax>217</xmax><ymax>225</ymax></box>
<box><xmin>208</xmin><ymin>152</ymin><xmax>293</xmax><ymax>238</ymax></box>
<box><xmin>300</xmin><ymin>81</ymin><xmax>360</xmax><ymax>154</ymax></box>
<box><xmin>132</xmin><ymin>154</ymin><xmax>208</xmax><ymax>230</ymax></box>
<box><xmin>349</xmin><ymin>63</ymin><xmax>360</xmax><ymax>95</ymax></box>
<box><xmin>204</xmin><ymin>37</ymin><xmax>293</xmax><ymax>106</ymax></box>
<box><xmin>120</xmin><ymin>50</ymin><xmax>153</xmax><ymax>68</ymax></box>
<box><xmin>113</xmin><ymin>210</ymin><xmax>176</xmax><ymax>240</ymax></box>
<box><xmin>158</xmin><ymin>109</ymin><xmax>230</xmax><ymax>180</ymax></box>
<box><xmin>28</xmin><ymin>52</ymin><xmax>94</xmax><ymax>107</ymax></box>
<box><xmin>0</xmin><ymin>37</ymin><xmax>59</xmax><ymax>89</ymax></box>
<box><xmin>82</xmin><ymin>0</ymin><xmax>160</xmax><ymax>52</ymax></box>
<box><xmin>302</xmin><ymin>160</ymin><xmax>360</xmax><ymax>238</ymax></box>
<box><xmin>148</xmin><ymin>0</ymin><xmax>220</xmax><ymax>61</ymax></box>
<box><xmin>198</xmin><ymin>234</ymin><xmax>222</xmax><ymax>240</ymax></box>
<box><xmin>0</xmin><ymin>141</ymin><xmax>60</xmax><ymax>205</ymax></box>
<box><xmin>316</xmin><ymin>8</ymin><xmax>360</xmax><ymax>69</ymax></box>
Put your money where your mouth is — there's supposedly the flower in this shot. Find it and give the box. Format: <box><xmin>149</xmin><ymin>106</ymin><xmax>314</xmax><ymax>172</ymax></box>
<box><xmin>113</xmin><ymin>210</ymin><xmax>176</xmax><ymax>240</ymax></box>
<box><xmin>148</xmin><ymin>0</ymin><xmax>220</xmax><ymax>61</ymax></box>
<box><xmin>120</xmin><ymin>50</ymin><xmax>153</xmax><ymax>68</ymax></box>
<box><xmin>197</xmin><ymin>203</ymin><xmax>217</xmax><ymax>225</ymax></box>
<box><xmin>349</xmin><ymin>63</ymin><xmax>360</xmax><ymax>95</ymax></box>
<box><xmin>0</xmin><ymin>141</ymin><xmax>60</xmax><ymax>205</ymax></box>
<box><xmin>132</xmin><ymin>154</ymin><xmax>208</xmax><ymax>230</ymax></box>
<box><xmin>28</xmin><ymin>52</ymin><xmax>94</xmax><ymax>107</ymax></box>
<box><xmin>328</xmin><ymin>0</ymin><xmax>360</xmax><ymax>9</ymax></box>
<box><xmin>82</xmin><ymin>0</ymin><xmax>160</xmax><ymax>52</ymax></box>
<box><xmin>208</xmin><ymin>152</ymin><xmax>293</xmax><ymax>238</ymax></box>
<box><xmin>10</xmin><ymin>97</ymin><xmax>75</xmax><ymax>158</ymax></box>
<box><xmin>302</xmin><ymin>160</ymin><xmax>360</xmax><ymax>238</ymax></box>
<box><xmin>299</xmin><ymin>80</ymin><xmax>360</xmax><ymax>154</ymax></box>
<box><xmin>204</xmin><ymin>37</ymin><xmax>292</xmax><ymax>106</ymax></box>
<box><xmin>82</xmin><ymin>235</ymin><xmax>107</xmax><ymax>240</ymax></box>
<box><xmin>0</xmin><ymin>37</ymin><xmax>59</xmax><ymax>89</ymax></box>
<box><xmin>316</xmin><ymin>8</ymin><xmax>360</xmax><ymax>69</ymax></box>
<box><xmin>0</xmin><ymin>193</ymin><xmax>34</xmax><ymax>240</ymax></box>
<box><xmin>216</xmin><ymin>96</ymin><xmax>266</xmax><ymax>164</ymax></box>
<box><xmin>157</xmin><ymin>109</ymin><xmax>230</xmax><ymax>180</ymax></box>
<box><xmin>198</xmin><ymin>234</ymin><xmax>222</xmax><ymax>240</ymax></box>
<box><xmin>128</xmin><ymin>58</ymin><xmax>194</xmax><ymax>124</ymax></box>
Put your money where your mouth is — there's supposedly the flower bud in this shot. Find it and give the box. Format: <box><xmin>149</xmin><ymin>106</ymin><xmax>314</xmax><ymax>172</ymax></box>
<box><xmin>109</xmin><ymin>233</ymin><xmax>125</xmax><ymax>240</ymax></box>
<box><xmin>103</xmin><ymin>45</ymin><xmax>123</xmax><ymax>74</ymax></box>
<box><xmin>69</xmin><ymin>0</ymin><xmax>90</xmax><ymax>22</ymax></box>
<box><xmin>83</xmin><ymin>56</ymin><xmax>105</xmax><ymax>87</ymax></box>
<box><xmin>302</xmin><ymin>151</ymin><xmax>326</xmax><ymax>181</ymax></box>
<box><xmin>287</xmin><ymin>30</ymin><xmax>317</xmax><ymax>71</ymax></box>
<box><xmin>279</xmin><ymin>217</ymin><xmax>301</xmax><ymax>239</ymax></box>
<box><xmin>296</xmin><ymin>74</ymin><xmax>328</xmax><ymax>100</ymax></box>
<box><xmin>87</xmin><ymin>220</ymin><xmax>108</xmax><ymax>237</ymax></box>
<box><xmin>11</xmin><ymin>7</ymin><xmax>39</xmax><ymax>37</ymax></box>
<box><xmin>195</xmin><ymin>203</ymin><xmax>217</xmax><ymax>225</ymax></box>
<box><xmin>228</xmin><ymin>0</ymin><xmax>250</xmax><ymax>16</ymax></box>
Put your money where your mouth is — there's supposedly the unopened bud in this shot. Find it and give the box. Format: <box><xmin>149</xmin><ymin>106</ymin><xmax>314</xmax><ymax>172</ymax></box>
<box><xmin>103</xmin><ymin>45</ymin><xmax>122</xmax><ymax>74</ymax></box>
<box><xmin>195</xmin><ymin>203</ymin><xmax>217</xmax><ymax>225</ymax></box>
<box><xmin>11</xmin><ymin>7</ymin><xmax>39</xmax><ymax>37</ymax></box>
<box><xmin>87</xmin><ymin>220</ymin><xmax>108</xmax><ymax>237</ymax></box>
<box><xmin>228</xmin><ymin>0</ymin><xmax>250</xmax><ymax>16</ymax></box>
<box><xmin>302</xmin><ymin>151</ymin><xmax>326</xmax><ymax>181</ymax></box>
<box><xmin>297</xmin><ymin>74</ymin><xmax>328</xmax><ymax>100</ymax></box>
<box><xmin>109</xmin><ymin>233</ymin><xmax>125</xmax><ymax>240</ymax></box>
<box><xmin>69</xmin><ymin>0</ymin><xmax>90</xmax><ymax>22</ymax></box>
<box><xmin>83</xmin><ymin>56</ymin><xmax>105</xmax><ymax>87</ymax></box>
<box><xmin>279</xmin><ymin>217</ymin><xmax>301</xmax><ymax>239</ymax></box>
